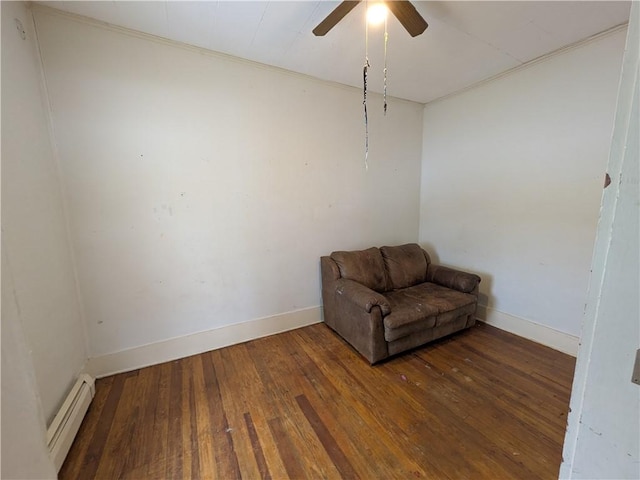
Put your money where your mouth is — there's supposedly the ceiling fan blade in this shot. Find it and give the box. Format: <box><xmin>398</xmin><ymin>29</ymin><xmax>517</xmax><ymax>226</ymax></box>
<box><xmin>313</xmin><ymin>1</ymin><xmax>361</xmax><ymax>36</ymax></box>
<box><xmin>386</xmin><ymin>1</ymin><xmax>428</xmax><ymax>37</ymax></box>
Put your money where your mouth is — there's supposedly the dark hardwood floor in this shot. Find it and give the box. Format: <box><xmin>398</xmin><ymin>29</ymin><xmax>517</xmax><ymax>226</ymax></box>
<box><xmin>61</xmin><ymin>322</ymin><xmax>575</xmax><ymax>479</ymax></box>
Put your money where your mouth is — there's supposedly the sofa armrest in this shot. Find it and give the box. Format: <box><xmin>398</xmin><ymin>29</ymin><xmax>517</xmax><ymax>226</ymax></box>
<box><xmin>335</xmin><ymin>278</ymin><xmax>391</xmax><ymax>316</ymax></box>
<box><xmin>426</xmin><ymin>264</ymin><xmax>481</xmax><ymax>294</ymax></box>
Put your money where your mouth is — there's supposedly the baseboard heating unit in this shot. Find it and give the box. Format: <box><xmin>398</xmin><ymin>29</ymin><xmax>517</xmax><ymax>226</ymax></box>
<box><xmin>46</xmin><ymin>373</ymin><xmax>95</xmax><ymax>471</ymax></box>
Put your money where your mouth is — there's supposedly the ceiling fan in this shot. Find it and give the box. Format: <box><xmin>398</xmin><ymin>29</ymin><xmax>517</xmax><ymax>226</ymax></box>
<box><xmin>313</xmin><ymin>0</ymin><xmax>428</xmax><ymax>37</ymax></box>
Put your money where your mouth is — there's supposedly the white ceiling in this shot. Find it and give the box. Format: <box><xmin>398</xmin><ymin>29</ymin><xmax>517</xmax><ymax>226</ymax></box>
<box><xmin>38</xmin><ymin>1</ymin><xmax>631</xmax><ymax>104</ymax></box>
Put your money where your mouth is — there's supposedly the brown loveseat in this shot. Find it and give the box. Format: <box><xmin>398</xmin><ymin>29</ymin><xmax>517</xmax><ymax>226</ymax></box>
<box><xmin>321</xmin><ymin>243</ymin><xmax>481</xmax><ymax>364</ymax></box>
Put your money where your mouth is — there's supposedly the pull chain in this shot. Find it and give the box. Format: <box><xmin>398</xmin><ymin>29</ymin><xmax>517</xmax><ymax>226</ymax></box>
<box><xmin>363</xmin><ymin>0</ymin><xmax>370</xmax><ymax>170</ymax></box>
<box><xmin>383</xmin><ymin>14</ymin><xmax>388</xmax><ymax>115</ymax></box>
<box><xmin>363</xmin><ymin>58</ymin><xmax>370</xmax><ymax>171</ymax></box>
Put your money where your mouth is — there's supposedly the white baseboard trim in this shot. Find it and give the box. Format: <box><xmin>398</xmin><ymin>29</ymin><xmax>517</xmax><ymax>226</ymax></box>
<box><xmin>476</xmin><ymin>305</ymin><xmax>579</xmax><ymax>357</ymax></box>
<box><xmin>47</xmin><ymin>374</ymin><xmax>95</xmax><ymax>471</ymax></box>
<box><xmin>85</xmin><ymin>306</ymin><xmax>322</xmax><ymax>378</ymax></box>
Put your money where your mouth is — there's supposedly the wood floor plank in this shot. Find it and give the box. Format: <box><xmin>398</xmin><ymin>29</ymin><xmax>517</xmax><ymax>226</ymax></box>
<box><xmin>381</xmin><ymin>354</ymin><xmax>529</xmax><ymax>479</ymax></box>
<box><xmin>145</xmin><ymin>361</ymin><xmax>171</xmax><ymax>478</ymax></box>
<box><xmin>61</xmin><ymin>322</ymin><xmax>575</xmax><ymax>480</ymax></box>
<box><xmin>70</xmin><ymin>373</ymin><xmax>126</xmax><ymax>480</ymax></box>
<box><xmin>214</xmin><ymin>344</ymin><xmax>290</xmax><ymax>479</ymax></box>
<box><xmin>267</xmin><ymin>416</ymin><xmax>308</xmax><ymax>479</ymax></box>
<box><xmin>246</xmin><ymin>334</ymin><xmax>342</xmax><ymax>479</ymax></box>
<box><xmin>283</xmin><ymin>332</ymin><xmax>383</xmax><ymax>478</ymax></box>
<box><xmin>122</xmin><ymin>365</ymin><xmax>158</xmax><ymax>478</ymax></box>
<box><xmin>295</xmin><ymin>329</ymin><xmax>436</xmax><ymax>478</ymax></box>
<box><xmin>409</xmin><ymin>327</ymin><xmax>570</xmax><ymax>477</ymax></box>
<box><xmin>456</xmin><ymin>334</ymin><xmax>574</xmax><ymax>402</ymax></box>
<box><xmin>244</xmin><ymin>412</ymin><xmax>271</xmax><ymax>480</ymax></box>
<box><xmin>404</xmin><ymin>350</ymin><xmax>554</xmax><ymax>477</ymax></box>
<box><xmin>441</xmin><ymin>336</ymin><xmax>570</xmax><ymax>436</ymax></box>
<box><xmin>58</xmin><ymin>376</ymin><xmax>114</xmax><ymax>480</ymax></box>
<box><xmin>470</xmin><ymin>325</ymin><xmax>575</xmax><ymax>383</ymax></box>
<box><xmin>209</xmin><ymin>348</ymin><xmax>262</xmax><ymax>480</ymax></box>
<box><xmin>165</xmin><ymin>360</ymin><xmax>183</xmax><ymax>479</ymax></box>
<box><xmin>200</xmin><ymin>350</ymin><xmax>242</xmax><ymax>479</ymax></box>
<box><xmin>295</xmin><ymin>394</ymin><xmax>358</xmax><ymax>479</ymax></box>
<box><xmin>93</xmin><ymin>374</ymin><xmax>141</xmax><ymax>479</ymax></box>
<box><xmin>191</xmin><ymin>354</ymin><xmax>217</xmax><ymax>479</ymax></box>
<box><xmin>322</xmin><ymin>332</ymin><xmax>505</xmax><ymax>478</ymax></box>
<box><xmin>182</xmin><ymin>356</ymin><xmax>199</xmax><ymax>479</ymax></box>
<box><xmin>287</xmin><ymin>331</ymin><xmax>398</xmax><ymax>479</ymax></box>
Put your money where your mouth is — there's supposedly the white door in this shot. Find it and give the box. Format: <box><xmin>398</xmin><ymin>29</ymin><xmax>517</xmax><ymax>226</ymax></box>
<box><xmin>560</xmin><ymin>3</ymin><xmax>640</xmax><ymax>479</ymax></box>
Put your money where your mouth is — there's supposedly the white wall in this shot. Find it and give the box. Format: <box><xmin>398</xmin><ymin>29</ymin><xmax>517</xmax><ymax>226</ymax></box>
<box><xmin>419</xmin><ymin>29</ymin><xmax>626</xmax><ymax>341</ymax></box>
<box><xmin>32</xmin><ymin>8</ymin><xmax>424</xmax><ymax>359</ymax></box>
<box><xmin>561</xmin><ymin>3</ymin><xmax>640</xmax><ymax>477</ymax></box>
<box><xmin>1</xmin><ymin>1</ymin><xmax>87</xmax><ymax>426</ymax></box>
<box><xmin>2</xmin><ymin>246</ymin><xmax>56</xmax><ymax>479</ymax></box>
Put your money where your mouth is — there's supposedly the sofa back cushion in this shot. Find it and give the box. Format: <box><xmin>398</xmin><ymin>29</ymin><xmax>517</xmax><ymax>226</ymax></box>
<box><xmin>330</xmin><ymin>247</ymin><xmax>387</xmax><ymax>292</ymax></box>
<box><xmin>380</xmin><ymin>243</ymin><xmax>429</xmax><ymax>290</ymax></box>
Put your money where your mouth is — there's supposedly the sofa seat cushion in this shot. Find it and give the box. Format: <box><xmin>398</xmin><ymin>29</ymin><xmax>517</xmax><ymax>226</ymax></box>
<box><xmin>383</xmin><ymin>290</ymin><xmax>438</xmax><ymax>342</ymax></box>
<box><xmin>402</xmin><ymin>282</ymin><xmax>477</xmax><ymax>314</ymax></box>
<box><xmin>383</xmin><ymin>282</ymin><xmax>477</xmax><ymax>341</ymax></box>
<box><xmin>330</xmin><ymin>247</ymin><xmax>387</xmax><ymax>292</ymax></box>
<box><xmin>435</xmin><ymin>302</ymin><xmax>477</xmax><ymax>327</ymax></box>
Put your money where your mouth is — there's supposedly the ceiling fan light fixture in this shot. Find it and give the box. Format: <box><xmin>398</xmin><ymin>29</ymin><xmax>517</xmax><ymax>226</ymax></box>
<box><xmin>366</xmin><ymin>3</ymin><xmax>388</xmax><ymax>26</ymax></box>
